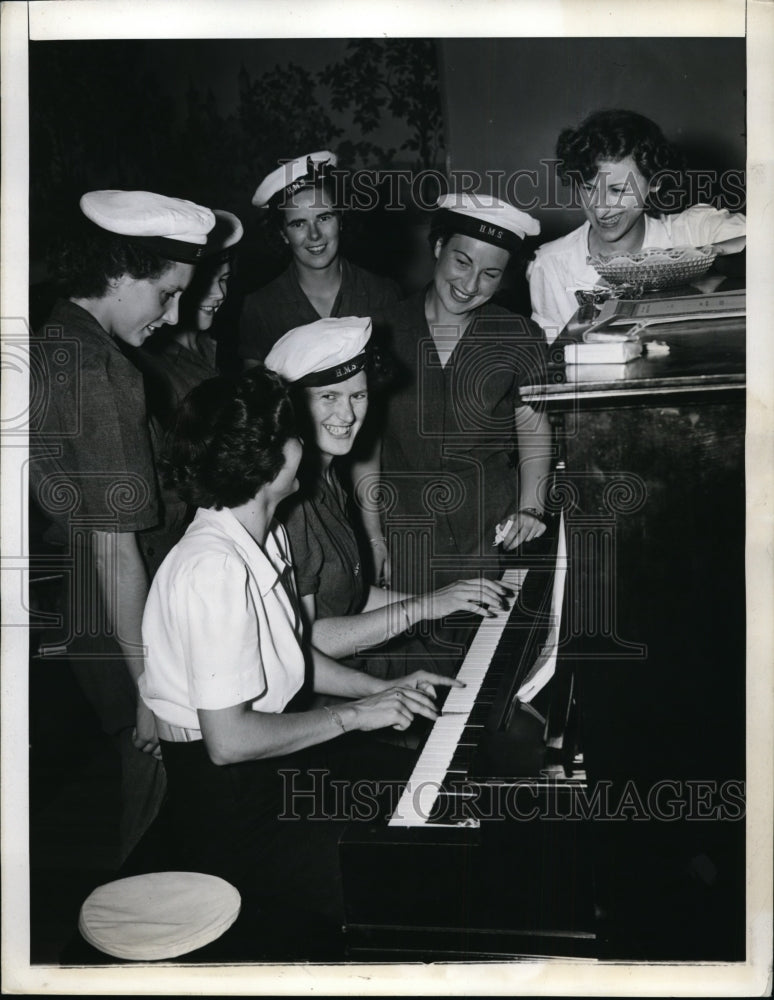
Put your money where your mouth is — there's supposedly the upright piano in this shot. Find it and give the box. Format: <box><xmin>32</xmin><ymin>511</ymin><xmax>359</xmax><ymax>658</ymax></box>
<box><xmin>340</xmin><ymin>291</ymin><xmax>746</xmax><ymax>963</ymax></box>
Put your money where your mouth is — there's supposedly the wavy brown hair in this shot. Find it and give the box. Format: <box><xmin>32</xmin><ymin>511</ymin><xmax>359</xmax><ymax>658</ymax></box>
<box><xmin>162</xmin><ymin>367</ymin><xmax>298</xmax><ymax>510</ymax></box>
<box><xmin>556</xmin><ymin>109</ymin><xmax>686</xmax><ymax>212</ymax></box>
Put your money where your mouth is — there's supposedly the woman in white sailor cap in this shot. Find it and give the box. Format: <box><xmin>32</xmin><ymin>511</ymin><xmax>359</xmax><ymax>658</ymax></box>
<box><xmin>266</xmin><ymin>316</ymin><xmax>516</xmax><ymax>678</ymax></box>
<box><xmin>141</xmin><ymin>209</ymin><xmax>244</xmax><ymax>423</ymax></box>
<box><xmin>137</xmin><ymin>209</ymin><xmax>245</xmax><ymax>578</ymax></box>
<box><xmin>366</xmin><ymin>192</ymin><xmax>552</xmax><ymax>676</ymax></box>
<box><xmin>238</xmin><ymin>150</ymin><xmax>400</xmax><ymax>367</ymax></box>
<box><xmin>29</xmin><ymin>190</ymin><xmax>215</xmax><ymax>862</ymax></box>
<box><xmin>138</xmin><ymin>366</ymin><xmax>458</xmax><ymax>956</ymax></box>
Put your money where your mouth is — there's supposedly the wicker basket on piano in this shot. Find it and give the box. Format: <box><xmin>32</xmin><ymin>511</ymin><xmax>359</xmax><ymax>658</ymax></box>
<box><xmin>587</xmin><ymin>245</ymin><xmax>718</xmax><ymax>291</ymax></box>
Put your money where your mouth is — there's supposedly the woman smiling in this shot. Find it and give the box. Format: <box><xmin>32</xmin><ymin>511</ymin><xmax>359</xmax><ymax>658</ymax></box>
<box><xmin>238</xmin><ymin>150</ymin><xmax>400</xmax><ymax>368</ymax></box>
<box><xmin>30</xmin><ymin>189</ymin><xmax>215</xmax><ymax>861</ymax></box>
<box><xmin>140</xmin><ymin>210</ymin><xmax>243</xmax><ymax>424</ymax></box>
<box><xmin>137</xmin><ymin>210</ymin><xmax>244</xmax><ymax>577</ymax></box>
<box><xmin>265</xmin><ymin>317</ymin><xmax>515</xmax><ymax>673</ymax></box>
<box><xmin>370</xmin><ymin>192</ymin><xmax>552</xmax><ymax>676</ymax></box>
<box><xmin>137</xmin><ymin>366</ymin><xmax>458</xmax><ymax>955</ymax></box>
<box><xmin>528</xmin><ymin>109</ymin><xmax>747</xmax><ymax>341</ymax></box>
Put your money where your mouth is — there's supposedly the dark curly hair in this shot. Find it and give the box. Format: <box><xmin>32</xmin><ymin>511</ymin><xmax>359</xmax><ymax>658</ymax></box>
<box><xmin>49</xmin><ymin>215</ymin><xmax>176</xmax><ymax>299</ymax></box>
<box><xmin>161</xmin><ymin>367</ymin><xmax>298</xmax><ymax>510</ymax></box>
<box><xmin>427</xmin><ymin>214</ymin><xmax>465</xmax><ymax>254</ymax></box>
<box><xmin>556</xmin><ymin>109</ymin><xmax>686</xmax><ymax>211</ymax></box>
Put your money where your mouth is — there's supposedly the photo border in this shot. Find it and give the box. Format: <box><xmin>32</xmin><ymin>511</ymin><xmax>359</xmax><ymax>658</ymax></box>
<box><xmin>2</xmin><ymin>1</ymin><xmax>771</xmax><ymax>994</ymax></box>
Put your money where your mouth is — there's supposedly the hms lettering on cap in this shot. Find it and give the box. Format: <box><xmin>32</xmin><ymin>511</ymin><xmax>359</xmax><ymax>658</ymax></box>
<box><xmin>252</xmin><ymin>150</ymin><xmax>339</xmax><ymax>209</ymax></box>
<box><xmin>285</xmin><ymin>177</ymin><xmax>310</xmax><ymax>198</ymax></box>
<box><xmin>264</xmin><ymin>317</ymin><xmax>372</xmax><ymax>386</ymax></box>
<box><xmin>435</xmin><ymin>192</ymin><xmax>540</xmax><ymax>252</ymax></box>
<box><xmin>479</xmin><ymin>223</ymin><xmax>504</xmax><ymax>241</ymax></box>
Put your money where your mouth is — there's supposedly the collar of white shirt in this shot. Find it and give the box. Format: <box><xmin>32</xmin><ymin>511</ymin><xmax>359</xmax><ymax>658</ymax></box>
<box><xmin>190</xmin><ymin>506</ymin><xmax>293</xmax><ymax>598</ymax></box>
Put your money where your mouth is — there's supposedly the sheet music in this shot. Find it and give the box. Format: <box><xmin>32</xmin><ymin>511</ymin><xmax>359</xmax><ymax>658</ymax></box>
<box><xmin>514</xmin><ymin>510</ymin><xmax>567</xmax><ymax>703</ymax></box>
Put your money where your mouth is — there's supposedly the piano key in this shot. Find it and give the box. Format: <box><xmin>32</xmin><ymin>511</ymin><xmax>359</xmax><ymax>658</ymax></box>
<box><xmin>388</xmin><ymin>568</ymin><xmax>530</xmax><ymax>829</ymax></box>
<box><xmin>389</xmin><ymin>715</ymin><xmax>468</xmax><ymax>827</ymax></box>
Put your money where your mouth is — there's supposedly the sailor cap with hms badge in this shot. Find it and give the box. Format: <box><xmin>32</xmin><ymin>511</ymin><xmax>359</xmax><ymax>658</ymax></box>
<box><xmin>252</xmin><ymin>150</ymin><xmax>338</xmax><ymax>209</ymax></box>
<box><xmin>80</xmin><ymin>190</ymin><xmax>216</xmax><ymax>263</ymax></box>
<box><xmin>264</xmin><ymin>316</ymin><xmax>372</xmax><ymax>387</ymax></box>
<box><xmin>435</xmin><ymin>191</ymin><xmax>540</xmax><ymax>253</ymax></box>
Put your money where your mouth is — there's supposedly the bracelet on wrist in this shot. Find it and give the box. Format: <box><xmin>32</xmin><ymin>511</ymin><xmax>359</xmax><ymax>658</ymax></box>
<box><xmin>369</xmin><ymin>535</ymin><xmax>387</xmax><ymax>546</ymax></box>
<box><xmin>518</xmin><ymin>507</ymin><xmax>546</xmax><ymax>523</ymax></box>
<box><xmin>387</xmin><ymin>598</ymin><xmax>411</xmax><ymax>639</ymax></box>
<box><xmin>323</xmin><ymin>705</ymin><xmax>347</xmax><ymax>735</ymax></box>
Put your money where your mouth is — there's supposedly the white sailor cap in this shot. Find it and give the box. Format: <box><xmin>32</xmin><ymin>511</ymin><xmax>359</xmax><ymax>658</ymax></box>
<box><xmin>435</xmin><ymin>192</ymin><xmax>540</xmax><ymax>252</ymax></box>
<box><xmin>205</xmin><ymin>209</ymin><xmax>244</xmax><ymax>258</ymax></box>
<box><xmin>252</xmin><ymin>150</ymin><xmax>338</xmax><ymax>209</ymax></box>
<box><xmin>78</xmin><ymin>872</ymin><xmax>241</xmax><ymax>961</ymax></box>
<box><xmin>80</xmin><ymin>190</ymin><xmax>216</xmax><ymax>263</ymax></box>
<box><xmin>265</xmin><ymin>316</ymin><xmax>372</xmax><ymax>387</ymax></box>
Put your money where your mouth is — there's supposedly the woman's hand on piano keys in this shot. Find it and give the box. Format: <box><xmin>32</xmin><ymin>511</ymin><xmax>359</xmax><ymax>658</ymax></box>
<box><xmin>392</xmin><ymin>670</ymin><xmax>465</xmax><ymax>704</ymax></box>
<box><xmin>346</xmin><ymin>676</ymin><xmax>460</xmax><ymax>732</ymax></box>
<box><xmin>415</xmin><ymin>578</ymin><xmax>516</xmax><ymax>621</ymax></box>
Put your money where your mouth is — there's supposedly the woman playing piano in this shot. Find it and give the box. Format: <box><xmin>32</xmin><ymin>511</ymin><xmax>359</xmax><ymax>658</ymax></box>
<box><xmin>264</xmin><ymin>316</ymin><xmax>515</xmax><ymax>676</ymax></box>
<box><xmin>364</xmin><ymin>193</ymin><xmax>552</xmax><ymax>675</ymax></box>
<box><xmin>138</xmin><ymin>366</ymin><xmax>459</xmax><ymax>955</ymax></box>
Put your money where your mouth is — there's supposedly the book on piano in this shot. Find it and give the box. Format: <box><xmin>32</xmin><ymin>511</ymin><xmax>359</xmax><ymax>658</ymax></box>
<box><xmin>594</xmin><ymin>288</ymin><xmax>746</xmax><ymax>327</ymax></box>
<box><xmin>564</xmin><ymin>340</ymin><xmax>642</xmax><ymax>365</ymax></box>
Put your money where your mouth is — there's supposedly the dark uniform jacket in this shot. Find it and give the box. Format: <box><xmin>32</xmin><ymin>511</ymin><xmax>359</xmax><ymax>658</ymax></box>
<box><xmin>238</xmin><ymin>258</ymin><xmax>401</xmax><ymax>362</ymax></box>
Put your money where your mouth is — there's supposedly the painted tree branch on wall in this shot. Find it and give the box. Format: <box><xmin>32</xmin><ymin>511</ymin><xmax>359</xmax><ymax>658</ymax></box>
<box><xmin>320</xmin><ymin>39</ymin><xmax>445</xmax><ymax>170</ymax></box>
<box><xmin>29</xmin><ymin>39</ymin><xmax>446</xmax><ymax>264</ymax></box>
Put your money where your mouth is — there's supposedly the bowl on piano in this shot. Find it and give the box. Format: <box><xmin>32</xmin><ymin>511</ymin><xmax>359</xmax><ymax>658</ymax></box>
<box><xmin>586</xmin><ymin>245</ymin><xmax>717</xmax><ymax>294</ymax></box>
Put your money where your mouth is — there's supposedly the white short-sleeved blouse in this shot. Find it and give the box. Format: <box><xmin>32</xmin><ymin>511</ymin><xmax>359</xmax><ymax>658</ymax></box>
<box><xmin>140</xmin><ymin>506</ymin><xmax>306</xmax><ymax>734</ymax></box>
<box><xmin>527</xmin><ymin>205</ymin><xmax>746</xmax><ymax>342</ymax></box>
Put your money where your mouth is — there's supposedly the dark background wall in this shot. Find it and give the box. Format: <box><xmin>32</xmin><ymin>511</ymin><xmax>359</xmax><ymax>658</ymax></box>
<box><xmin>29</xmin><ymin>44</ymin><xmax>433</xmax><ymax>239</ymax></box>
<box><xmin>30</xmin><ymin>36</ymin><xmax>746</xmax><ymax>255</ymax></box>
<box><xmin>440</xmin><ymin>37</ymin><xmax>746</xmax><ymax>240</ymax></box>
<box><xmin>29</xmin><ymin>36</ymin><xmax>746</xmax><ymax>327</ymax></box>
<box><xmin>28</xmin><ymin>37</ymin><xmax>447</xmax><ymax>312</ymax></box>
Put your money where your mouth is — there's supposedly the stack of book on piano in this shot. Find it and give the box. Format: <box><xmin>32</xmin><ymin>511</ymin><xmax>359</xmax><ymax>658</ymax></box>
<box><xmin>563</xmin><ymin>340</ymin><xmax>642</xmax><ymax>365</ymax></box>
<box><xmin>563</xmin><ymin>338</ymin><xmax>643</xmax><ymax>381</ymax></box>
